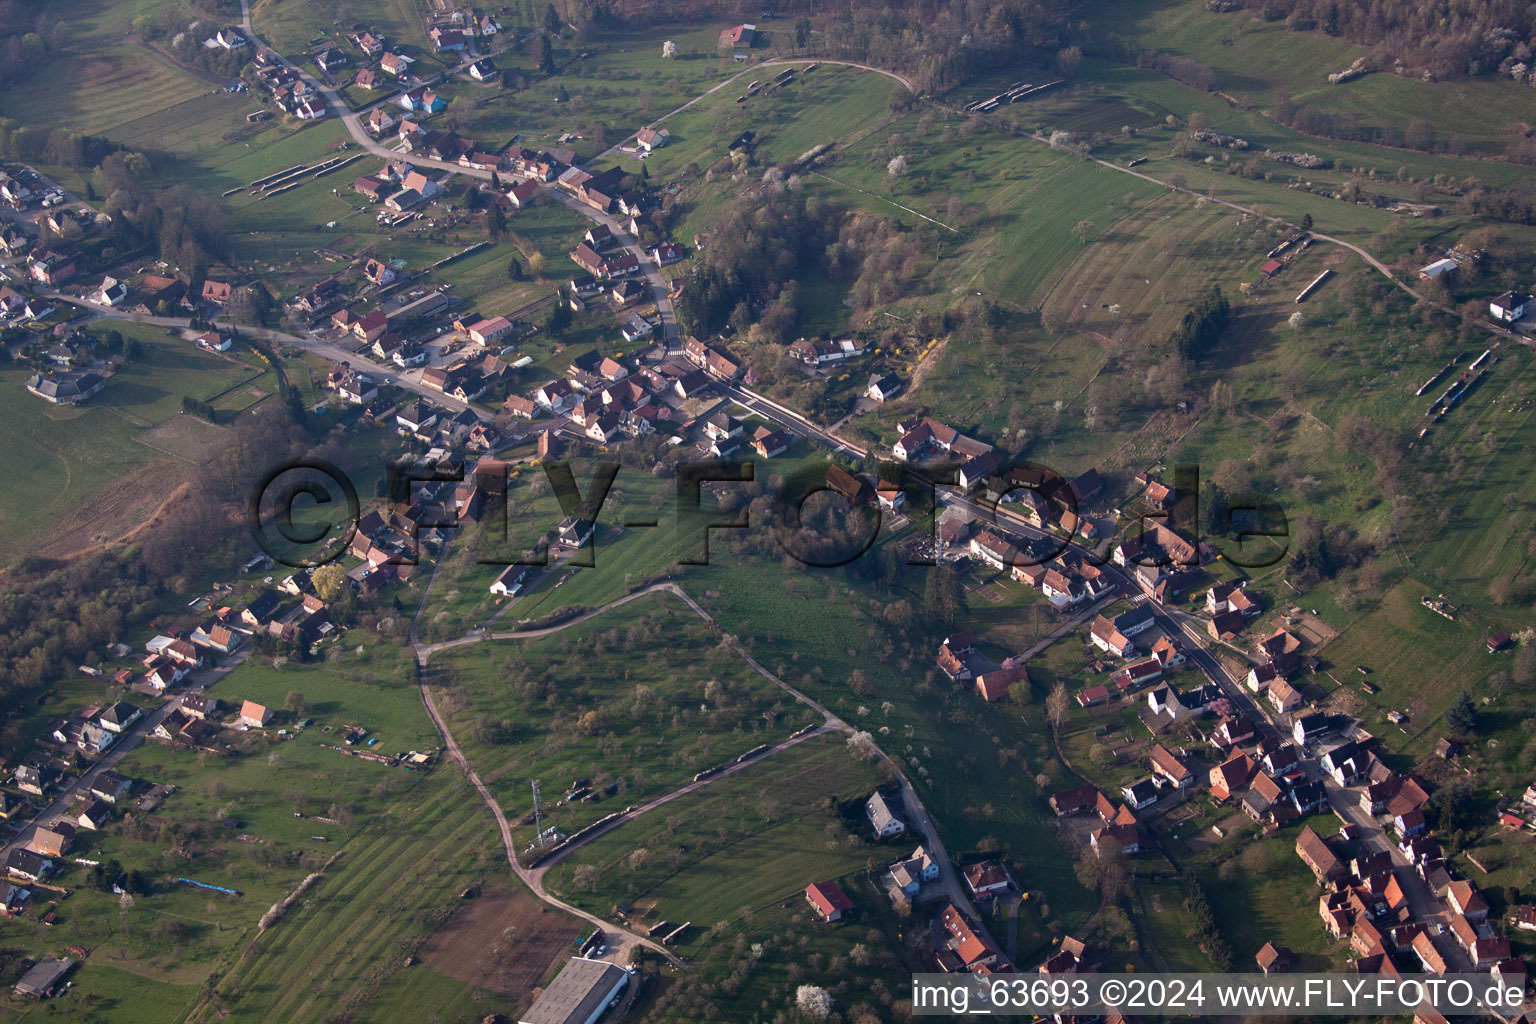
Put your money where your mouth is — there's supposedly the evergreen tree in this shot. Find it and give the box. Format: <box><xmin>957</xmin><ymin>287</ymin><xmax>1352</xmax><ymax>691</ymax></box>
<box><xmin>1445</xmin><ymin>691</ymin><xmax>1477</xmax><ymax>734</ymax></box>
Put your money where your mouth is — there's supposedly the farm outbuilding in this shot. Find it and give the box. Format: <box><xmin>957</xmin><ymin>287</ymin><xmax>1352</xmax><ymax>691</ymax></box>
<box><xmin>518</xmin><ymin>957</ymin><xmax>630</xmax><ymax>1024</ymax></box>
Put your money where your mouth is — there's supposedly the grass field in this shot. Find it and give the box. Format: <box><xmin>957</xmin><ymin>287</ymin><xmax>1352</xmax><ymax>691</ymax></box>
<box><xmin>414</xmin><ymin>466</ymin><xmax>681</xmax><ymax>642</ymax></box>
<box><xmin>1089</xmin><ymin>0</ymin><xmax>1536</xmax><ymax>159</ymax></box>
<box><xmin>0</xmin><ymin>642</ymin><xmax>556</xmax><ymax>1024</ymax></box>
<box><xmin>430</xmin><ymin>590</ymin><xmax>823</xmax><ymax>849</ymax></box>
<box><xmin>0</xmin><ymin>327</ymin><xmax>274</xmax><ymax>564</ymax></box>
<box><xmin>544</xmin><ymin>735</ymin><xmax>883</xmax><ymax>931</ymax></box>
<box><xmin>676</xmin><ymin>548</ymin><xmax>1102</xmax><ymax>926</ymax></box>
<box><xmin>1314</xmin><ymin>577</ymin><xmax>1497</xmax><ymax>756</ymax></box>
<box><xmin>0</xmin><ymin>39</ymin><xmax>210</xmax><ymax>141</ymax></box>
<box><xmin>1200</xmin><ymin>825</ymin><xmax>1349</xmax><ymax>969</ymax></box>
<box><xmin>454</xmin><ymin>27</ymin><xmax>769</xmax><ymax>164</ymax></box>
<box><xmin>424</xmin><ymin>476</ymin><xmax>1103</xmax><ymax>925</ymax></box>
<box><xmin>249</xmin><ymin>0</ymin><xmax>426</xmax><ymax>59</ymax></box>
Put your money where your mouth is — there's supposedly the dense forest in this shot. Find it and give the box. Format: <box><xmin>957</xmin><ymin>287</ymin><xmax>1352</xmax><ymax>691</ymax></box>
<box><xmin>676</xmin><ymin>190</ymin><xmax>841</xmax><ymax>340</ymax></box>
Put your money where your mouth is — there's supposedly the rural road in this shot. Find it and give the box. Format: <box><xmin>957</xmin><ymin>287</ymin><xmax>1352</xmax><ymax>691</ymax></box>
<box><xmin>410</xmin><ymin>578</ymin><xmax>1000</xmax><ymax>965</ymax></box>
<box><xmin>216</xmin><ymin>19</ymin><xmax>1448</xmax><ymax>961</ymax></box>
<box><xmin>1011</xmin><ymin>134</ymin><xmax>1519</xmax><ymax>340</ymax></box>
<box><xmin>236</xmin><ymin>0</ymin><xmax>683</xmax><ymax>353</ymax></box>
<box><xmin>45</xmin><ymin>294</ymin><xmax>492</xmax><ymax>421</ymax></box>
<box><xmin>717</xmin><ymin>348</ymin><xmax>1451</xmax><ymax>935</ymax></box>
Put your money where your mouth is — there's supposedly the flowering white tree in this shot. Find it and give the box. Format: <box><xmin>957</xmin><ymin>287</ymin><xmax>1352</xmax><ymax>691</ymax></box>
<box><xmin>662</xmin><ymin>40</ymin><xmax>678</xmax><ymax>58</ymax></box>
<box><xmin>796</xmin><ymin>985</ymin><xmax>834</xmax><ymax>1020</ymax></box>
<box><xmin>847</xmin><ymin>730</ymin><xmax>880</xmax><ymax>761</ymax></box>
<box><xmin>887</xmin><ymin>154</ymin><xmax>908</xmax><ymax>176</ymax></box>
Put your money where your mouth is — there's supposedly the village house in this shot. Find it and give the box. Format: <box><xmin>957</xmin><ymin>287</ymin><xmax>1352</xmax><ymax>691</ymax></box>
<box><xmin>6</xmin><ymin>848</ymin><xmax>52</xmax><ymax>883</ymax></box>
<box><xmin>892</xmin><ymin>417</ymin><xmax>991</xmax><ymax>463</ymax></box>
<box><xmin>465</xmin><ymin>316</ymin><xmax>514</xmax><ymax>346</ymax></box>
<box><xmin>1256</xmin><ymin>942</ymin><xmax>1292</xmax><ymax>974</ymax></box>
<box><xmin>753</xmin><ymin>427</ymin><xmax>792</xmax><ymax>459</ymax></box>
<box><xmin>28</xmin><ymin>250</ymin><xmax>76</xmax><ymax>285</ymax></box>
<box><xmin>363</xmin><ymin>257</ymin><xmax>396</xmax><ymax>286</ymax></box>
<box><xmin>1296</xmin><ymin>825</ymin><xmax>1346</xmax><ymax>883</ymax></box>
<box><xmin>1121</xmin><ymin>778</ymin><xmax>1160</xmax><ymax>811</ymax></box>
<box><xmin>30</xmin><ymin>824</ymin><xmax>72</xmax><ymax>858</ymax></box>
<box><xmin>636</xmin><ymin>126</ymin><xmax>670</xmax><ymax>151</ymax></box>
<box><xmin>866</xmin><ymin>791</ymin><xmax>906</xmax><ymax>838</ymax></box>
<box><xmin>430</xmin><ymin>27</ymin><xmax>467</xmax><ymax>51</ymax></box>
<box><xmin>1148</xmin><ymin>744</ymin><xmax>1195</xmax><ymax>789</ymax></box>
<box><xmin>975</xmin><ymin>663</ymin><xmax>1027</xmax><ymax>703</ymax></box>
<box><xmin>888</xmin><ymin>846</ymin><xmax>939</xmax><ymax>897</ymax></box>
<box><xmin>1491</xmin><ymin>291</ymin><xmax>1529</xmax><ymax>324</ymax></box>
<box><xmin>963</xmin><ymin>861</ymin><xmax>1010</xmax><ymax>897</ymax></box>
<box><xmin>240</xmin><ymin>701</ymin><xmax>273</xmax><ymax>728</ymax></box>
<box><xmin>1090</xmin><ymin>616</ymin><xmax>1135</xmax><ymax>659</ymax></box>
<box><xmin>788</xmin><ymin>335</ymin><xmax>868</xmax><ymax>366</ymax></box>
<box><xmin>939</xmin><ymin>902</ymin><xmax>1000</xmax><ymax>970</ymax></box>
<box><xmin>650</xmin><ymin>240</ymin><xmax>685</xmax><ymax>266</ymax></box>
<box><xmin>1267</xmin><ymin>678</ymin><xmax>1304</xmax><ymax>715</ymax></box>
<box><xmin>99</xmin><ymin>701</ymin><xmax>142</xmax><ymax>733</ymax></box>
<box><xmin>489</xmin><ymin>564</ymin><xmax>537</xmax><ymax>597</ymax></box>
<box><xmin>719</xmin><ymin>23</ymin><xmax>757</xmax><ymax>47</ymax></box>
<box><xmin>936</xmin><ymin>631</ymin><xmax>977</xmax><ymax>681</ymax></box>
<box><xmin>804</xmin><ymin>880</ymin><xmax>854</xmax><ymax>922</ymax></box>
<box><xmin>90</xmin><ymin>771</ymin><xmax>133</xmax><ymax>804</ymax></box>
<box><xmin>1448</xmin><ymin>880</ymin><xmax>1490</xmax><ymax>921</ymax></box>
<box><xmin>25</xmin><ymin>372</ymin><xmax>106</xmax><ymax>406</ymax></box>
<box><xmin>1209</xmin><ymin>751</ymin><xmax>1256</xmax><ymax>801</ymax></box>
<box><xmin>1212</xmin><ymin>714</ymin><xmax>1256</xmax><ymax>748</ymax></box>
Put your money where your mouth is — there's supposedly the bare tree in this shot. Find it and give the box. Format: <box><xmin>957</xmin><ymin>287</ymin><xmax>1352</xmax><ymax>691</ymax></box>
<box><xmin>1046</xmin><ymin>682</ymin><xmax>1071</xmax><ymax>732</ymax></box>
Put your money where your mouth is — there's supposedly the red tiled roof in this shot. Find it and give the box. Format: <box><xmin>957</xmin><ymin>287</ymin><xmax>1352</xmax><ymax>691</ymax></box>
<box><xmin>804</xmin><ymin>880</ymin><xmax>853</xmax><ymax>917</ymax></box>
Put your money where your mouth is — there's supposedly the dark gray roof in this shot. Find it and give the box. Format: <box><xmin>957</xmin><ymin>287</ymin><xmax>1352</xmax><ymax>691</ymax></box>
<box><xmin>245</xmin><ymin>590</ymin><xmax>281</xmax><ymax>620</ymax></box>
<box><xmin>6</xmin><ymin>848</ymin><xmax>51</xmax><ymax>876</ymax></box>
<box><xmin>100</xmin><ymin>700</ymin><xmax>141</xmax><ymax>727</ymax></box>
<box><xmin>13</xmin><ymin>957</ymin><xmax>73</xmax><ymax>997</ymax></box>
<box><xmin>518</xmin><ymin>958</ymin><xmax>628</xmax><ymax>1024</ymax></box>
<box><xmin>1113</xmin><ymin>606</ymin><xmax>1155</xmax><ymax>632</ymax></box>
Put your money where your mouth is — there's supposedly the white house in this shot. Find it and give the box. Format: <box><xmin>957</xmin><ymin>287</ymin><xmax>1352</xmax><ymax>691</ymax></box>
<box><xmin>1491</xmin><ymin>291</ymin><xmax>1529</xmax><ymax>324</ymax></box>
<box><xmin>489</xmin><ymin>564</ymin><xmax>535</xmax><ymax>596</ymax></box>
<box><xmin>97</xmin><ymin>276</ymin><xmax>128</xmax><ymax>306</ymax></box>
<box><xmin>866</xmin><ymin>791</ymin><xmax>906</xmax><ymax>838</ymax></box>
